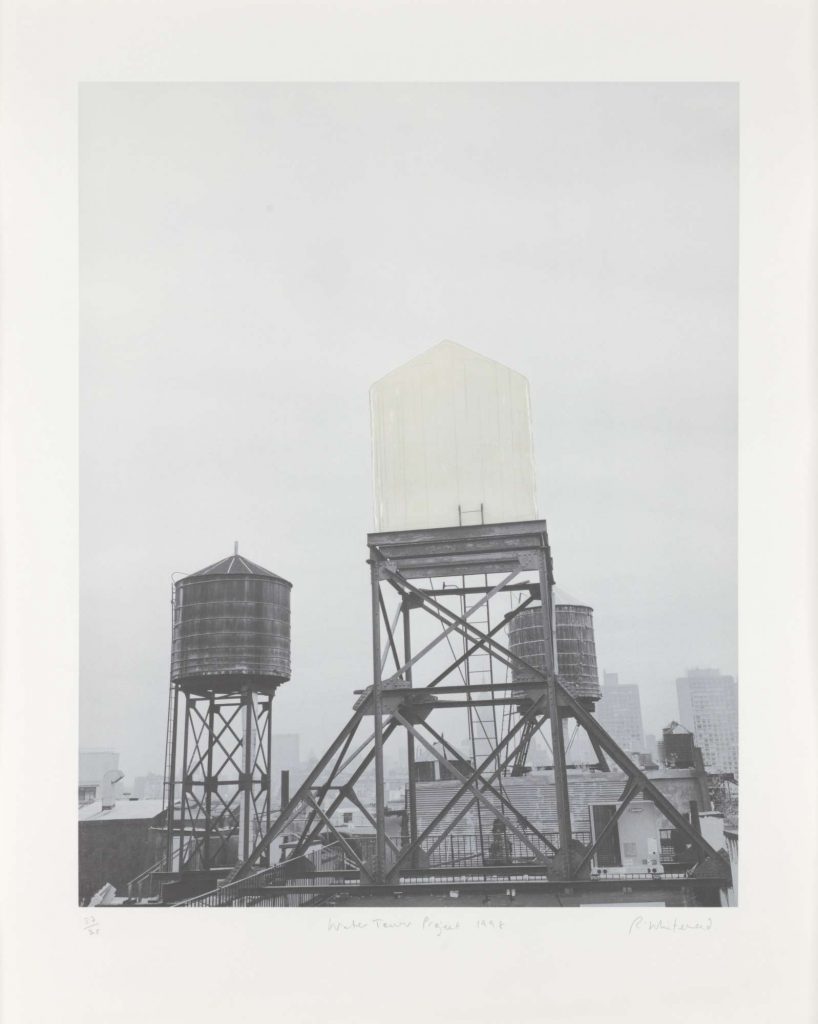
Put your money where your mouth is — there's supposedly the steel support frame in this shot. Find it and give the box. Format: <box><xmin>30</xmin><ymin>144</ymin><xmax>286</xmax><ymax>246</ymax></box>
<box><xmin>418</xmin><ymin>718</ymin><xmax>559</xmax><ymax>856</ymax></box>
<box><xmin>400</xmin><ymin>708</ymin><xmax>552</xmax><ymax>871</ymax></box>
<box><xmin>223</xmin><ymin>597</ymin><xmax>546</xmax><ymax>891</ymax></box>
<box><xmin>393</xmin><ymin>710</ymin><xmax>551</xmax><ymax>866</ymax></box>
<box><xmin>168</xmin><ymin>688</ymin><xmax>272</xmax><ymax>873</ymax></box>
<box><xmin>367</xmin><ymin>524</ymin><xmax>727</xmax><ymax>883</ymax></box>
<box><xmin>366</xmin><ymin>550</ymin><xmax>568</xmax><ymax>876</ymax></box>
<box><xmin>379</xmin><ymin>559</ymin><xmax>727</xmax><ymax>879</ymax></box>
<box><xmin>207</xmin><ymin>521</ymin><xmax>727</xmax><ymax>904</ymax></box>
<box><xmin>220</xmin><ymin>695</ymin><xmax>550</xmax><ymax>901</ymax></box>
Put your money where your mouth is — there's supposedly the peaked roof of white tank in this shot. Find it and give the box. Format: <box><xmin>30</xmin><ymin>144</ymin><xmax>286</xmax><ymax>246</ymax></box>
<box><xmin>371</xmin><ymin>338</ymin><xmax>526</xmax><ymax>387</ymax></box>
<box><xmin>369</xmin><ymin>338</ymin><xmax>540</xmax><ymax>531</ymax></box>
<box><xmin>187</xmin><ymin>553</ymin><xmax>290</xmax><ymax>584</ymax></box>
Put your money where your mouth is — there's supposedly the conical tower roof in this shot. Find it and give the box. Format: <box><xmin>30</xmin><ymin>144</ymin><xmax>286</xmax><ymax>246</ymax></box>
<box><xmin>187</xmin><ymin>551</ymin><xmax>290</xmax><ymax>585</ymax></box>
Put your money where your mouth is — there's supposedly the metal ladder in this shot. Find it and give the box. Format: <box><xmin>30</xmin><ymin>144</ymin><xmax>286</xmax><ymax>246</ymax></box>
<box><xmin>161</xmin><ymin>679</ymin><xmax>177</xmax><ymax>813</ymax></box>
<box><xmin>162</xmin><ymin>586</ymin><xmax>178</xmax><ymax>814</ymax></box>
<box><xmin>458</xmin><ymin>505</ymin><xmax>506</xmax><ymax>862</ymax></box>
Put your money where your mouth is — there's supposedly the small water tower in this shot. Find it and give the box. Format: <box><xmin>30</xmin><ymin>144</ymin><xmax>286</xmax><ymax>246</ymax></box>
<box><xmin>508</xmin><ymin>602</ymin><xmax>601</xmax><ymax>707</ymax></box>
<box><xmin>164</xmin><ymin>546</ymin><xmax>292</xmax><ymax>874</ymax></box>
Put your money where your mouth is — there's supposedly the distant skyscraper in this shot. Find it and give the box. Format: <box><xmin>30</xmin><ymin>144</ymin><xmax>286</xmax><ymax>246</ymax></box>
<box><xmin>595</xmin><ymin>672</ymin><xmax>645</xmax><ymax>753</ymax></box>
<box><xmin>676</xmin><ymin>669</ymin><xmax>738</xmax><ymax>773</ymax></box>
<box><xmin>133</xmin><ymin>772</ymin><xmax>164</xmax><ymax>800</ymax></box>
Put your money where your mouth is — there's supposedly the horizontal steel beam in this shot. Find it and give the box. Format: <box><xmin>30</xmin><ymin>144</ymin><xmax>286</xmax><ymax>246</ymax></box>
<box><xmin>368</xmin><ymin>520</ymin><xmax>550</xmax><ymax>546</ymax></box>
<box><xmin>354</xmin><ymin>680</ymin><xmax>546</xmax><ymax>697</ymax></box>
<box><xmin>422</xmin><ymin>699</ymin><xmax>528</xmax><ymax>709</ymax></box>
<box><xmin>419</xmin><ymin>583</ymin><xmax>540</xmax><ymax>599</ymax></box>
<box><xmin>232</xmin><ymin>876</ymin><xmax>724</xmax><ymax>899</ymax></box>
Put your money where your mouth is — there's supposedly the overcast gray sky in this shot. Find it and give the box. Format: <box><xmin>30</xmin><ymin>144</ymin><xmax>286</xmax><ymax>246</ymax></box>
<box><xmin>79</xmin><ymin>83</ymin><xmax>737</xmax><ymax>780</ymax></box>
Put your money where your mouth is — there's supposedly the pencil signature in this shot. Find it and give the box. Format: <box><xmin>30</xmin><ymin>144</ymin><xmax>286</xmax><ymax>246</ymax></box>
<box><xmin>629</xmin><ymin>915</ymin><xmax>713</xmax><ymax>935</ymax></box>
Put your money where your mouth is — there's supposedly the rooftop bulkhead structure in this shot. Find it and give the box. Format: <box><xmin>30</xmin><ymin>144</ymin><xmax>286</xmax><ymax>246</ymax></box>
<box><xmin>125</xmin><ymin>340</ymin><xmax>730</xmax><ymax>907</ymax></box>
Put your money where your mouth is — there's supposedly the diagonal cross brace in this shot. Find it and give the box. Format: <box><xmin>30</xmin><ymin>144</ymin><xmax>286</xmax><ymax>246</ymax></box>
<box><xmin>382</xmin><ymin>568</ymin><xmax>527</xmax><ymax>676</ymax></box>
<box><xmin>419</xmin><ymin>714</ymin><xmax>551</xmax><ymax>864</ymax></box>
<box><xmin>393</xmin><ymin>710</ymin><xmax>550</xmax><ymax>866</ymax></box>
<box><xmin>419</xmin><ymin>719</ymin><xmax>559</xmax><ymax>856</ymax></box>
<box><xmin>381</xmin><ymin>569</ymin><xmax>519</xmax><ymax>681</ymax></box>
<box><xmin>420</xmin><ymin>594</ymin><xmax>538</xmax><ymax>692</ymax></box>
<box><xmin>342</xmin><ymin>787</ymin><xmax>403</xmax><ymax>859</ymax></box>
<box><xmin>379</xmin><ymin>591</ymin><xmax>403</xmax><ymax>675</ymax></box>
<box><xmin>227</xmin><ymin>706</ymin><xmax>367</xmax><ymax>882</ymax></box>
<box><xmin>304</xmin><ymin>794</ymin><xmax>374</xmax><ymax>882</ymax></box>
<box><xmin>384</xmin><ymin>565</ymin><xmax>725</xmax><ymax>872</ymax></box>
<box><xmin>386</xmin><ymin>698</ymin><xmax>548</xmax><ymax>877</ymax></box>
<box><xmin>289</xmin><ymin>717</ymin><xmax>401</xmax><ymax>862</ymax></box>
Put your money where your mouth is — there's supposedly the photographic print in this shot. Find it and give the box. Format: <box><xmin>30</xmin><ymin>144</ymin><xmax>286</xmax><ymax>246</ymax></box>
<box><xmin>79</xmin><ymin>83</ymin><xmax>738</xmax><ymax>910</ymax></box>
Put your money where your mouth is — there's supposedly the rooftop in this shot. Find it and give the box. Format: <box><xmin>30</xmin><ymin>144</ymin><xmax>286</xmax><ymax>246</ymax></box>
<box><xmin>79</xmin><ymin>799</ymin><xmax>165</xmax><ymax>823</ymax></box>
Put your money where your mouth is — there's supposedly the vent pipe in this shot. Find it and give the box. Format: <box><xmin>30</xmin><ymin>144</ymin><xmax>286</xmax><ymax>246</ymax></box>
<box><xmin>101</xmin><ymin>769</ymin><xmax>125</xmax><ymax>810</ymax></box>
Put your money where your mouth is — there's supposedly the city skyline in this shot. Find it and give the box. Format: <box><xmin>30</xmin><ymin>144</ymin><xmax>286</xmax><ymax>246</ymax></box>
<box><xmin>83</xmin><ymin>662</ymin><xmax>736</xmax><ymax>785</ymax></box>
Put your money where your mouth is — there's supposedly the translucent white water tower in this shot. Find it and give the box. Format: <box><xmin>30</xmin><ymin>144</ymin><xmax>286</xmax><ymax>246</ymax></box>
<box><xmin>370</xmin><ymin>340</ymin><xmax>538</xmax><ymax>532</ymax></box>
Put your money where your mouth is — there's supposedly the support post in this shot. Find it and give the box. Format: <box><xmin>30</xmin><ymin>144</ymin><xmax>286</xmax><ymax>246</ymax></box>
<box><xmin>240</xmin><ymin>690</ymin><xmax>252</xmax><ymax>862</ymax></box>
<box><xmin>178</xmin><ymin>691</ymin><xmax>191</xmax><ymax>869</ymax></box>
<box><xmin>165</xmin><ymin>683</ymin><xmax>180</xmax><ymax>871</ymax></box>
<box><xmin>539</xmin><ymin>552</ymin><xmax>572</xmax><ymax>862</ymax></box>
<box><xmin>204</xmin><ymin>695</ymin><xmax>216</xmax><ymax>868</ymax></box>
<box><xmin>403</xmin><ymin>598</ymin><xmax>418</xmax><ymax>864</ymax></box>
<box><xmin>264</xmin><ymin>699</ymin><xmax>273</xmax><ymax>866</ymax></box>
<box><xmin>370</xmin><ymin>558</ymin><xmax>387</xmax><ymax>883</ymax></box>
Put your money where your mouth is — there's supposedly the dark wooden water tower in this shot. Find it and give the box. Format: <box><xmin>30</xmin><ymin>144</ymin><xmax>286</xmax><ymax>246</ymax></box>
<box><xmin>507</xmin><ymin>602</ymin><xmax>603</xmax><ymax>773</ymax></box>
<box><xmin>164</xmin><ymin>546</ymin><xmax>291</xmax><ymax>875</ymax></box>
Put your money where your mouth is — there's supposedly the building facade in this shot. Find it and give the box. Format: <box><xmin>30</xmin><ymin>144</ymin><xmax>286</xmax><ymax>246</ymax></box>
<box><xmin>78</xmin><ymin>798</ymin><xmax>165</xmax><ymax>904</ymax></box>
<box><xmin>676</xmin><ymin>669</ymin><xmax>738</xmax><ymax>773</ymax></box>
<box><xmin>78</xmin><ymin>749</ymin><xmax>121</xmax><ymax>805</ymax></box>
<box><xmin>595</xmin><ymin>672</ymin><xmax>645</xmax><ymax>754</ymax></box>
